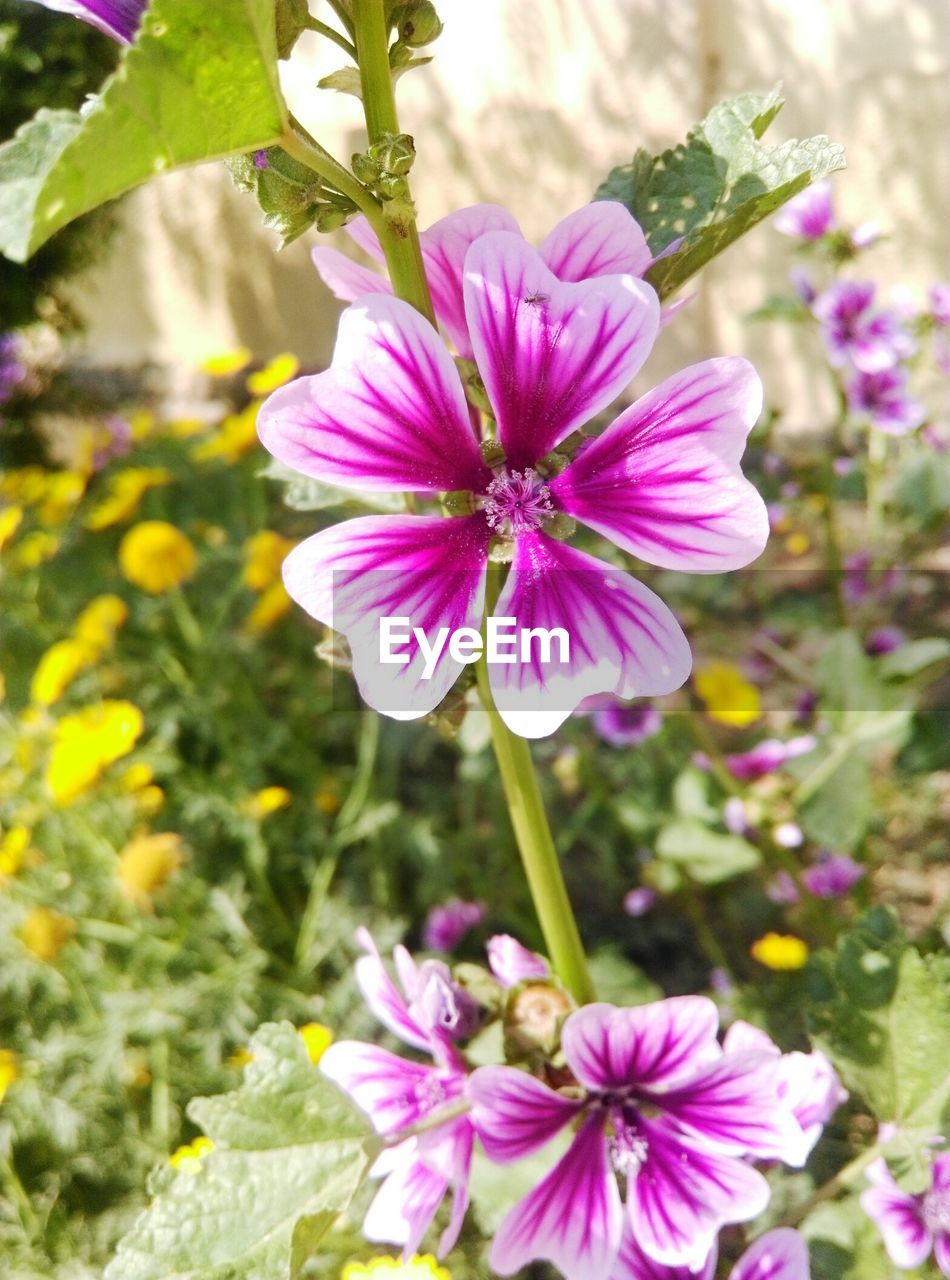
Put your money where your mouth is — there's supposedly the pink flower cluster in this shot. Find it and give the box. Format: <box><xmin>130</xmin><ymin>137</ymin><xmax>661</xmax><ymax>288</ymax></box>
<box><xmin>322</xmin><ymin>930</ymin><xmax>844</xmax><ymax>1279</ymax></box>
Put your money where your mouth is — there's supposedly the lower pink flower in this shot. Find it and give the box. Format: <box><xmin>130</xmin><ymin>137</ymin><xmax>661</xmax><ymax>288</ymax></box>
<box><xmin>861</xmin><ymin>1155</ymin><xmax>950</xmax><ymax>1276</ymax></box>
<box><xmin>610</xmin><ymin>1225</ymin><xmax>811</xmax><ymax>1280</ymax></box>
<box><xmin>470</xmin><ymin>998</ymin><xmax>800</xmax><ymax>1277</ymax></box>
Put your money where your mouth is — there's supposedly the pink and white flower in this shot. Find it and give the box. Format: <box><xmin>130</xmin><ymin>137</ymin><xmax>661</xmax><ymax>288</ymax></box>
<box><xmin>774</xmin><ymin>181</ymin><xmax>836</xmax><ymax>242</ymax></box>
<box><xmin>320</xmin><ymin>929</ymin><xmax>476</xmax><ymax>1258</ymax></box>
<box><xmin>814</xmin><ymin>282</ymin><xmax>912</xmax><ymax>373</ymax></box>
<box><xmin>260</xmin><ymin>219</ymin><xmax>767</xmax><ymax>738</ymax></box>
<box><xmin>610</xmin><ymin>1225</ymin><xmax>811</xmax><ymax>1280</ymax></box>
<box><xmin>486</xmin><ymin>934</ymin><xmax>550</xmax><ymax>987</ymax></box>
<box><xmin>861</xmin><ymin>1155</ymin><xmax>950</xmax><ymax>1277</ymax></box>
<box><xmin>25</xmin><ymin>0</ymin><xmax>145</xmax><ymax>41</ymax></box>
<box><xmin>469</xmin><ymin>998</ymin><xmax>800</xmax><ymax>1277</ymax></box>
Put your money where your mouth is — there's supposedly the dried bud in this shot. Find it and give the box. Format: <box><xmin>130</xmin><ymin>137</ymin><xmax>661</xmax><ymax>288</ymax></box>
<box><xmin>505</xmin><ymin>982</ymin><xmax>572</xmax><ymax>1059</ymax></box>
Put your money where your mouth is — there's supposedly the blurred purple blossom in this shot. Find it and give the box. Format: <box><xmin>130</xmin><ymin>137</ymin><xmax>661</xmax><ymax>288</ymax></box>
<box><xmin>725</xmin><ymin>735</ymin><xmax>817</xmax><ymax>781</ymax></box>
<box><xmin>789</xmin><ymin>264</ymin><xmax>818</xmax><ymax>305</ymax></box>
<box><xmin>930</xmin><ymin>284</ymin><xmax>950</xmax><ymax>327</ymax></box>
<box><xmin>865</xmin><ymin>625</ymin><xmax>906</xmax><ymax>656</ymax></box>
<box><xmin>766</xmin><ymin>871</ymin><xmax>801</xmax><ymax>906</ymax></box>
<box><xmin>851</xmin><ymin>222</ymin><xmax>882</xmax><ymax>250</ymax></box>
<box><xmin>794</xmin><ymin>689</ymin><xmax>819</xmax><ymax>724</ymax></box>
<box><xmin>774</xmin><ymin>181</ymin><xmax>836</xmax><ymax>240</ymax></box>
<box><xmin>422</xmin><ymin>898</ymin><xmax>485</xmax><ymax>952</ymax></box>
<box><xmin>843</xmin><ymin>552</ymin><xmax>905</xmax><ymax>605</ymax></box>
<box><xmin>861</xmin><ymin>1155</ymin><xmax>950</xmax><ymax>1276</ymax></box>
<box><xmin>833</xmin><ymin>456</ymin><xmax>856</xmax><ymax>477</ymax></box>
<box><xmin>802</xmin><ymin>852</ymin><xmax>865</xmax><ymax>899</ymax></box>
<box><xmin>814</xmin><ymin>281</ymin><xmax>912</xmax><ymax>373</ymax></box>
<box><xmin>585</xmin><ymin>698</ymin><xmax>663</xmax><ymax>748</ymax></box>
<box><xmin>0</xmin><ymin>333</ymin><xmax>26</xmax><ymax>407</ymax></box>
<box><xmin>623</xmin><ymin>887</ymin><xmax>657</xmax><ymax>918</ymax></box>
<box><xmin>847</xmin><ymin>366</ymin><xmax>925</xmax><ymax>436</ymax></box>
<box><xmin>724</xmin><ymin>796</ymin><xmax>755</xmax><ymax>839</ymax></box>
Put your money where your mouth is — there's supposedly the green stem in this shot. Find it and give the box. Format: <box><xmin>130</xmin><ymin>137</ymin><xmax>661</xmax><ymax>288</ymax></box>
<box><xmin>279</xmin><ymin>120</ymin><xmax>383</xmax><ymax>229</ymax></box>
<box><xmin>475</xmin><ymin>567</ymin><xmax>594</xmax><ymax>1004</ymax></box>
<box><xmin>305</xmin><ymin>16</ymin><xmax>358</xmax><ymax>59</ymax></box>
<box><xmin>779</xmin><ymin>1143</ymin><xmax>880</xmax><ymax>1228</ymax></box>
<box><xmin>819</xmin><ymin>450</ymin><xmax>848</xmax><ymax>627</ymax></box>
<box><xmin>867</xmin><ymin>429</ymin><xmax>888</xmax><ymax>551</ymax></box>
<box><xmin>351</xmin><ymin>0</ymin><xmax>436</xmax><ymax>324</ymax></box>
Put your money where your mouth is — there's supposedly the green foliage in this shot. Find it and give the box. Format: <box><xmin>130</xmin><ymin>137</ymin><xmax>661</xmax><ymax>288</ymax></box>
<box><xmin>807</xmin><ymin>909</ymin><xmax>950</xmax><ymax>1184</ymax></box>
<box><xmin>594</xmin><ymin>85</ymin><xmax>845</xmax><ymax>299</ymax></box>
<box><xmin>0</xmin><ymin>0</ymin><xmax>286</xmax><ymax>264</ymax></box>
<box><xmin>105</xmin><ymin>1024</ymin><xmax>371</xmax><ymax>1280</ymax></box>
<box><xmin>656</xmin><ymin>820</ymin><xmax>761</xmax><ymax>884</ymax></box>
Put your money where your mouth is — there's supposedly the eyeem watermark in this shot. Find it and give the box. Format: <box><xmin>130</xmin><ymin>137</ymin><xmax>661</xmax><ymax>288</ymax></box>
<box><xmin>380</xmin><ymin>616</ymin><xmax>570</xmax><ymax>681</ymax></box>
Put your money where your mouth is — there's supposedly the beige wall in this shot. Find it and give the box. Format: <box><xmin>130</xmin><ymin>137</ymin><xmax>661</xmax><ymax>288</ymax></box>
<box><xmin>68</xmin><ymin>0</ymin><xmax>950</xmax><ymax>425</ymax></box>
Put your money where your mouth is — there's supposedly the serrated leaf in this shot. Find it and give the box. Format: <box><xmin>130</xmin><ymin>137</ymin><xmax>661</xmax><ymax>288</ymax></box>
<box><xmin>594</xmin><ymin>85</ymin><xmax>845</xmax><ymax>299</ymax></box>
<box><xmin>655</xmin><ymin>820</ymin><xmax>760</xmax><ymax>884</ymax></box>
<box><xmin>106</xmin><ymin>1024</ymin><xmax>372</xmax><ymax>1280</ymax></box>
<box><xmin>0</xmin><ymin>0</ymin><xmax>286</xmax><ymax>263</ymax></box>
<box><xmin>807</xmin><ymin>911</ymin><xmax>950</xmax><ymax>1159</ymax></box>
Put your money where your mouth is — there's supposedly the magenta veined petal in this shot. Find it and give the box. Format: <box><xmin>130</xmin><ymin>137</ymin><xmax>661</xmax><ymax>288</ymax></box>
<box><xmin>257</xmin><ymin>295</ymin><xmax>490</xmax><ymax>493</ymax></box>
<box><xmin>490</xmin><ymin>1114</ymin><xmax>624</xmax><ymax>1280</ymax></box>
<box><xmin>351</xmin><ymin>927</ymin><xmax>434</xmax><ymax>1053</ymax></box>
<box><xmin>420</xmin><ymin>204</ymin><xmax>523</xmax><ymax>358</ymax></box>
<box><xmin>656</xmin><ymin>1052</ymin><xmax>801</xmax><ymax>1157</ymax></box>
<box><xmin>730</xmin><ymin>1229</ymin><xmax>812</xmax><ymax>1280</ymax></box>
<box><xmin>610</xmin><ymin>1225</ymin><xmax>716</xmax><ymax>1280</ymax></box>
<box><xmin>552</xmin><ymin>358</ymin><xmax>768</xmax><ymax>572</ymax></box>
<box><xmin>561</xmin><ymin>998</ymin><xmax>721</xmax><ymax>1093</ymax></box>
<box><xmin>487</xmin><ymin>534</ymin><xmax>692</xmax><ymax>738</ymax></box>
<box><xmin>539</xmin><ymin>202</ymin><xmax>652</xmax><ymax>282</ymax></box>
<box><xmin>860</xmin><ymin>1160</ymin><xmax>932</xmax><ymax>1270</ymax></box>
<box><xmin>627</xmin><ymin>1116</ymin><xmax>771</xmax><ymax>1270</ymax></box>
<box><xmin>464</xmin><ymin>231</ymin><xmax>660</xmax><ymax>470</ymax></box>
<box><xmin>468</xmin><ymin>1065</ymin><xmax>583</xmax><ymax>1162</ymax></box>
<box><xmin>310</xmin><ymin>244</ymin><xmax>393</xmax><ymax>303</ymax></box>
<box><xmin>486</xmin><ymin>933</ymin><xmax>550</xmax><ymax>987</ymax></box>
<box><xmin>415</xmin><ymin>1119</ymin><xmax>475</xmax><ymax>1255</ymax></box>
<box><xmin>319</xmin><ymin>1041</ymin><xmax>442</xmax><ymax>1135</ymax></box>
<box><xmin>362</xmin><ymin>1143</ymin><xmax>449</xmax><ymax>1258</ymax></box>
<box><xmin>282</xmin><ymin>515</ymin><xmax>489</xmax><ymax>722</ymax></box>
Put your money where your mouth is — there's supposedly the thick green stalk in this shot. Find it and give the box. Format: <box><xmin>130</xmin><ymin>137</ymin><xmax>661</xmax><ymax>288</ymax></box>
<box><xmin>351</xmin><ymin>0</ymin><xmax>436</xmax><ymax>324</ymax></box>
<box><xmin>475</xmin><ymin>567</ymin><xmax>595</xmax><ymax>1004</ymax></box>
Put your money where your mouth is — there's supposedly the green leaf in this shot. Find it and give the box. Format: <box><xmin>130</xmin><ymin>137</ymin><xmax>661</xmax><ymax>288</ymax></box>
<box><xmin>105</xmin><ymin>1023</ymin><xmax>372</xmax><ymax>1280</ymax></box>
<box><xmin>655</xmin><ymin>819</ymin><xmax>760</xmax><ymax>884</ymax></box>
<box><xmin>671</xmin><ymin>766</ymin><xmax>720</xmax><ymax>823</ymax></box>
<box><xmin>586</xmin><ymin>948</ymin><xmax>662</xmax><ymax>1006</ymax></box>
<box><xmin>877</xmin><ymin>637</ymin><xmax>950</xmax><ymax>681</ymax></box>
<box><xmin>802</xmin><ymin>1198</ymin><xmax>894</xmax><ymax>1280</ymax></box>
<box><xmin>799</xmin><ymin>751</ymin><xmax>872</xmax><ymax>850</ymax></box>
<box><xmin>0</xmin><ymin>0</ymin><xmax>286</xmax><ymax>263</ymax></box>
<box><xmin>594</xmin><ymin>85</ymin><xmax>845</xmax><ymax>299</ymax></box>
<box><xmin>807</xmin><ymin>911</ymin><xmax>950</xmax><ymax>1171</ymax></box>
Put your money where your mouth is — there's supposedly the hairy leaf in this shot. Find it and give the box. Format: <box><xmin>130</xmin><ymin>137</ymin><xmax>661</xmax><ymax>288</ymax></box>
<box><xmin>105</xmin><ymin>1023</ymin><xmax>372</xmax><ymax>1280</ymax></box>
<box><xmin>595</xmin><ymin>85</ymin><xmax>845</xmax><ymax>299</ymax></box>
<box><xmin>0</xmin><ymin>0</ymin><xmax>286</xmax><ymax>263</ymax></box>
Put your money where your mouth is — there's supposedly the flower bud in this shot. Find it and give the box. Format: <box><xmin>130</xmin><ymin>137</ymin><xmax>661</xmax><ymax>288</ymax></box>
<box><xmin>504</xmin><ymin>982</ymin><xmax>572</xmax><ymax>1060</ymax></box>
<box><xmin>392</xmin><ymin>1</ymin><xmax>443</xmax><ymax>46</ymax></box>
<box><xmin>369</xmin><ymin>132</ymin><xmax>416</xmax><ymax>178</ymax></box>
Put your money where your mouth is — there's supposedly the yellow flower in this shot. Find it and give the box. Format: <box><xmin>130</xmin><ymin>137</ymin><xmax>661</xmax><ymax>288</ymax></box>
<box><xmin>120</xmin><ymin>762</ymin><xmax>154</xmax><ymax>792</ymax></box>
<box><xmin>169</xmin><ymin>1135</ymin><xmax>213</xmax><ymax>1171</ymax></box>
<box><xmin>166</xmin><ymin>417</ymin><xmax>208</xmax><ymax>440</ymax></box>
<box><xmin>119</xmin><ymin>521</ymin><xmax>197</xmax><ymax>594</ymax></box>
<box><xmin>46</xmin><ymin>700</ymin><xmax>144</xmax><ymax>805</ymax></box>
<box><xmin>84</xmin><ymin>467</ymin><xmax>172</xmax><ymax>531</ymax></box>
<box><xmin>0</xmin><ymin>467</ymin><xmax>46</xmax><ymax>505</ymax></box>
<box><xmin>30</xmin><ymin>638</ymin><xmax>96</xmax><ymax>707</ymax></box>
<box><xmin>192</xmin><ymin>402</ymin><xmax>260</xmax><ymax>464</ymax></box>
<box><xmin>242</xmin><ymin>530</ymin><xmax>294</xmax><ymax>592</ymax></box>
<box><xmin>201</xmin><ymin>348</ymin><xmax>252</xmax><ymax>377</ymax></box>
<box><xmin>246</xmin><ymin>353</ymin><xmax>300</xmax><ymax>396</ymax></box>
<box><xmin>784</xmin><ymin>532</ymin><xmax>810</xmax><ymax>558</ymax></box>
<box><xmin>20</xmin><ymin>907</ymin><xmax>76</xmax><ymax>962</ymax></box>
<box><xmin>299</xmin><ymin>1023</ymin><xmax>334</xmax><ymax>1065</ymax></box>
<box><xmin>314</xmin><ymin>783</ymin><xmax>341</xmax><ymax>817</ymax></box>
<box><xmin>227</xmin><ymin>1045</ymin><xmax>255</xmax><ymax>1069</ymax></box>
<box><xmin>694</xmin><ymin>661</ymin><xmax>762</xmax><ymax>728</ymax></box>
<box><xmin>73</xmin><ymin>594</ymin><xmax>128</xmax><ymax>653</ymax></box>
<box><xmin>342</xmin><ymin>1257</ymin><xmax>450</xmax><ymax>1280</ymax></box>
<box><xmin>38</xmin><ymin>470</ymin><xmax>86</xmax><ymax>525</ymax></box>
<box><xmin>241</xmin><ymin>786</ymin><xmax>291</xmax><ymax>820</ymax></box>
<box><xmin>0</xmin><ymin>825</ymin><xmax>31</xmax><ymax>878</ymax></box>
<box><xmin>118</xmin><ymin>832</ymin><xmax>184</xmax><ymax>906</ymax></box>
<box><xmin>0</xmin><ymin>505</ymin><xmax>23</xmax><ymax>552</ymax></box>
<box><xmin>11</xmin><ymin>531</ymin><xmax>60</xmax><ymax>568</ymax></box>
<box><xmin>244</xmin><ymin>581</ymin><xmax>292</xmax><ymax>634</ymax></box>
<box><xmin>136</xmin><ymin>784</ymin><xmax>165</xmax><ymax>815</ymax></box>
<box><xmin>750</xmin><ymin>933</ymin><xmax>809</xmax><ymax>971</ymax></box>
<box><xmin>0</xmin><ymin>1049</ymin><xmax>19</xmax><ymax>1104</ymax></box>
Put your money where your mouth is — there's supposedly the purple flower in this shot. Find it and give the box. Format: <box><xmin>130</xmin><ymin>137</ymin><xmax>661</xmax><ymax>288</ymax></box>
<box><xmin>725</xmin><ymin>735</ymin><xmax>817</xmax><ymax>781</ymax></box>
<box><xmin>801</xmin><ymin>852</ymin><xmax>865</xmax><ymax>899</ymax></box>
<box><xmin>724</xmin><ymin>797</ymin><xmax>756</xmax><ymax>839</ymax></box>
<box><xmin>0</xmin><ymin>334</ymin><xmax>27</xmax><ymax>407</ymax></box>
<box><xmin>814</xmin><ymin>282</ymin><xmax>911</xmax><ymax>373</ymax></box>
<box><xmin>623</xmin><ymin>887</ymin><xmax>656</xmax><ymax>918</ymax></box>
<box><xmin>422</xmin><ymin>898</ymin><xmax>485</xmax><ymax>952</ymax></box>
<box><xmin>587</xmin><ymin>699</ymin><xmax>663</xmax><ymax>747</ymax></box>
<box><xmin>470</xmin><ymin>998</ymin><xmax>800</xmax><ymax>1275</ymax></box>
<box><xmin>766</xmin><ymin>872</ymin><xmax>801</xmax><ymax>906</ymax></box>
<box><xmin>832</xmin><ymin>456</ymin><xmax>856</xmax><ymax>477</ymax></box>
<box><xmin>723</xmin><ymin>1021</ymin><xmax>847</xmax><ymax>1162</ymax></box>
<box><xmin>774</xmin><ymin>181</ymin><xmax>836</xmax><ymax>241</ymax></box>
<box><xmin>865</xmin><ymin>625</ymin><xmax>906</xmax><ymax>656</ymax></box>
<box><xmin>312</xmin><ymin>202</ymin><xmax>668</xmax><ymax>361</ymax></box>
<box><xmin>861</xmin><ymin>1155</ymin><xmax>950</xmax><ymax>1276</ymax></box>
<box><xmin>486</xmin><ymin>934</ymin><xmax>549</xmax><ymax>987</ymax></box>
<box><xmin>25</xmin><ymin>0</ymin><xmax>147</xmax><ymax>42</ymax></box>
<box><xmin>930</xmin><ymin>284</ymin><xmax>950</xmax><ymax>328</ymax></box>
<box><xmin>843</xmin><ymin>552</ymin><xmax>905</xmax><ymax>605</ymax></box>
<box><xmin>261</xmin><ymin>215</ymin><xmax>768</xmax><ymax>738</ymax></box>
<box><xmin>847</xmin><ymin>366</ymin><xmax>925</xmax><ymax>436</ymax></box>
<box><xmin>789</xmin><ymin>265</ymin><xmax>818</xmax><ymax>306</ymax></box>
<box><xmin>320</xmin><ymin>929</ymin><xmax>475</xmax><ymax>1257</ymax></box>
<box><xmin>609</xmin><ymin>1225</ymin><xmax>811</xmax><ymax>1280</ymax></box>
